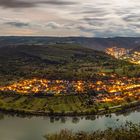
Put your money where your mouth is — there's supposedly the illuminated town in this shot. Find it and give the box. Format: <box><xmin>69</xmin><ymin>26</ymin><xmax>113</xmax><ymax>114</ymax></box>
<box><xmin>105</xmin><ymin>46</ymin><xmax>130</xmax><ymax>59</ymax></box>
<box><xmin>105</xmin><ymin>47</ymin><xmax>140</xmax><ymax>64</ymax></box>
<box><xmin>0</xmin><ymin>77</ymin><xmax>140</xmax><ymax>104</ymax></box>
<box><xmin>125</xmin><ymin>51</ymin><xmax>140</xmax><ymax>64</ymax></box>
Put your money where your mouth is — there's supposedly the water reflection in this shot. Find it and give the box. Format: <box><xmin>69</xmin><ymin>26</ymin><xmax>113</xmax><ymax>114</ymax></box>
<box><xmin>0</xmin><ymin>110</ymin><xmax>140</xmax><ymax>140</ymax></box>
<box><xmin>1</xmin><ymin>109</ymin><xmax>140</xmax><ymax>123</ymax></box>
<box><xmin>72</xmin><ymin>117</ymin><xmax>80</xmax><ymax>124</ymax></box>
<box><xmin>0</xmin><ymin>113</ymin><xmax>4</xmax><ymax>120</ymax></box>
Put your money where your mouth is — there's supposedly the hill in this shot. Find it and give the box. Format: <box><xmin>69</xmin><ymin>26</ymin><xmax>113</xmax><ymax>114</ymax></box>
<box><xmin>0</xmin><ymin>36</ymin><xmax>140</xmax><ymax>51</ymax></box>
<box><xmin>0</xmin><ymin>44</ymin><xmax>121</xmax><ymax>83</ymax></box>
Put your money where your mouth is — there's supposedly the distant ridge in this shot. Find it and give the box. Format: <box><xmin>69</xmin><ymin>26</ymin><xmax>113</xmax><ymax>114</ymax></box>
<box><xmin>0</xmin><ymin>36</ymin><xmax>140</xmax><ymax>51</ymax></box>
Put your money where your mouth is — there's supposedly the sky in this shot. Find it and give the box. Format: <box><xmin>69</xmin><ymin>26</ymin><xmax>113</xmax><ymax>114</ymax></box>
<box><xmin>0</xmin><ymin>0</ymin><xmax>140</xmax><ymax>37</ymax></box>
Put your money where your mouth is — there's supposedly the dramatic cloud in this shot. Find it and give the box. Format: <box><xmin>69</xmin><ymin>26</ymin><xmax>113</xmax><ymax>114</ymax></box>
<box><xmin>0</xmin><ymin>0</ymin><xmax>140</xmax><ymax>37</ymax></box>
<box><xmin>5</xmin><ymin>21</ymin><xmax>30</xmax><ymax>27</ymax></box>
<box><xmin>0</xmin><ymin>0</ymin><xmax>35</xmax><ymax>8</ymax></box>
<box><xmin>41</xmin><ymin>0</ymin><xmax>77</xmax><ymax>6</ymax></box>
<box><xmin>0</xmin><ymin>0</ymin><xmax>77</xmax><ymax>8</ymax></box>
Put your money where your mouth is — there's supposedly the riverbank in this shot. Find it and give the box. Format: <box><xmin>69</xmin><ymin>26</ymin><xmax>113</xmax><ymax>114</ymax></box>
<box><xmin>0</xmin><ymin>93</ymin><xmax>140</xmax><ymax>117</ymax></box>
<box><xmin>45</xmin><ymin>122</ymin><xmax>140</xmax><ymax>140</ymax></box>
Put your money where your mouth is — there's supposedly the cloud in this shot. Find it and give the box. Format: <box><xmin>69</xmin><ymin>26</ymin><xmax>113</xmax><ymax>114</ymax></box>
<box><xmin>0</xmin><ymin>0</ymin><xmax>35</xmax><ymax>8</ymax></box>
<box><xmin>41</xmin><ymin>0</ymin><xmax>77</xmax><ymax>6</ymax></box>
<box><xmin>129</xmin><ymin>23</ymin><xmax>140</xmax><ymax>28</ymax></box>
<box><xmin>82</xmin><ymin>17</ymin><xmax>109</xmax><ymax>22</ymax></box>
<box><xmin>0</xmin><ymin>0</ymin><xmax>140</xmax><ymax>37</ymax></box>
<box><xmin>122</xmin><ymin>14</ymin><xmax>140</xmax><ymax>22</ymax></box>
<box><xmin>0</xmin><ymin>0</ymin><xmax>78</xmax><ymax>8</ymax></box>
<box><xmin>5</xmin><ymin>21</ymin><xmax>30</xmax><ymax>28</ymax></box>
<box><xmin>71</xmin><ymin>6</ymin><xmax>110</xmax><ymax>17</ymax></box>
<box><xmin>46</xmin><ymin>22</ymin><xmax>62</xmax><ymax>29</ymax></box>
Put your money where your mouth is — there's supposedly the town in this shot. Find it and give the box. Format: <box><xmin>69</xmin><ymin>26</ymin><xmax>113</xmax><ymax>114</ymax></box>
<box><xmin>0</xmin><ymin>76</ymin><xmax>140</xmax><ymax>104</ymax></box>
<box><xmin>105</xmin><ymin>46</ymin><xmax>140</xmax><ymax>64</ymax></box>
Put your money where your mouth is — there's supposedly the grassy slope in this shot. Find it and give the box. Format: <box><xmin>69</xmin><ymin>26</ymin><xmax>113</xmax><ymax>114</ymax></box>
<box><xmin>0</xmin><ymin>93</ymin><xmax>139</xmax><ymax>116</ymax></box>
<box><xmin>0</xmin><ymin>94</ymin><xmax>94</xmax><ymax>113</ymax></box>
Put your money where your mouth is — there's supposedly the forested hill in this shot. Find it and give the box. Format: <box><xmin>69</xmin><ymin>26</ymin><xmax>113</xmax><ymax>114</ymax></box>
<box><xmin>0</xmin><ymin>44</ymin><xmax>119</xmax><ymax>83</ymax></box>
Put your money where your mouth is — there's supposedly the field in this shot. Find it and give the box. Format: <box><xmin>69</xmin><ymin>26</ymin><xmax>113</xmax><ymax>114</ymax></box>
<box><xmin>0</xmin><ymin>92</ymin><xmax>139</xmax><ymax>116</ymax></box>
<box><xmin>0</xmin><ymin>94</ymin><xmax>94</xmax><ymax>114</ymax></box>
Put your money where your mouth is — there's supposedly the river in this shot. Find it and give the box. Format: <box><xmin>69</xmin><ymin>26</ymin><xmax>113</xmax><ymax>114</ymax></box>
<box><xmin>0</xmin><ymin>109</ymin><xmax>140</xmax><ymax>140</ymax></box>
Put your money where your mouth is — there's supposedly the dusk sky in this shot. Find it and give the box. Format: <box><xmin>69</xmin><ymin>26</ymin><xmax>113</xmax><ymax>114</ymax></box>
<box><xmin>0</xmin><ymin>0</ymin><xmax>140</xmax><ymax>37</ymax></box>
